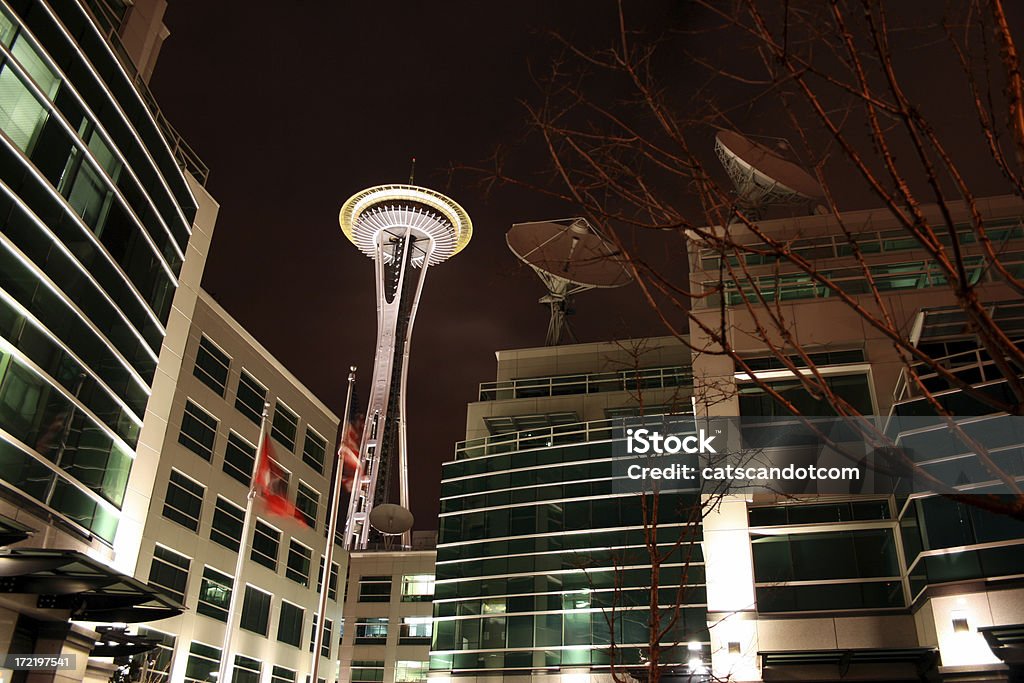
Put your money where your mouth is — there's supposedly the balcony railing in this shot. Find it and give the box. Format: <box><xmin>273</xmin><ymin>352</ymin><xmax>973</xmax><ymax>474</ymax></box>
<box><xmin>478</xmin><ymin>365</ymin><xmax>691</xmax><ymax>401</ymax></box>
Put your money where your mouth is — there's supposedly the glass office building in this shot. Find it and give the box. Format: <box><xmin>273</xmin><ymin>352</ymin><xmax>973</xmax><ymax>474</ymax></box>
<box><xmin>430</xmin><ymin>340</ymin><xmax>705</xmax><ymax>677</ymax></box>
<box><xmin>0</xmin><ymin>0</ymin><xmax>205</xmax><ymax>544</ymax></box>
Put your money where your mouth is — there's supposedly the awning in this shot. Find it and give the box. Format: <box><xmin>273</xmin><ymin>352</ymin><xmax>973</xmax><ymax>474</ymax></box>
<box><xmin>91</xmin><ymin>626</ymin><xmax>163</xmax><ymax>658</ymax></box>
<box><xmin>0</xmin><ymin>513</ymin><xmax>33</xmax><ymax>547</ymax></box>
<box><xmin>980</xmin><ymin>623</ymin><xmax>1024</xmax><ymax>666</ymax></box>
<box><xmin>0</xmin><ymin>548</ymin><xmax>184</xmax><ymax>623</ymax></box>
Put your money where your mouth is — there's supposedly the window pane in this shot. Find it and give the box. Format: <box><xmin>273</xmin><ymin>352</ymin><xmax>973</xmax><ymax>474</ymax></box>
<box><xmin>359</xmin><ymin>575</ymin><xmax>391</xmax><ymax>602</ymax></box>
<box><xmin>251</xmin><ymin>520</ymin><xmax>280</xmax><ymax>571</ymax></box>
<box><xmin>296</xmin><ymin>482</ymin><xmax>318</xmax><ymax>528</ymax></box>
<box><xmin>233</xmin><ymin>654</ymin><xmax>261</xmax><ymax>683</ymax></box>
<box><xmin>286</xmin><ymin>540</ymin><xmax>312</xmax><ymax>586</ymax></box>
<box><xmin>401</xmin><ymin>574</ymin><xmax>435</xmax><ymax>602</ymax></box>
<box><xmin>240</xmin><ymin>586</ymin><xmax>271</xmax><ymax>636</ymax></box>
<box><xmin>178</xmin><ymin>400</ymin><xmax>217</xmax><ymax>461</ymax></box>
<box><xmin>235</xmin><ymin>370</ymin><xmax>267</xmax><ymax>424</ymax></box>
<box><xmin>210</xmin><ymin>497</ymin><xmax>244</xmax><ymax>551</ymax></box>
<box><xmin>223</xmin><ymin>432</ymin><xmax>256</xmax><ymax>486</ymax></box>
<box><xmin>148</xmin><ymin>545</ymin><xmax>189</xmax><ymax>603</ymax></box>
<box><xmin>184</xmin><ymin>642</ymin><xmax>220</xmax><ymax>683</ymax></box>
<box><xmin>163</xmin><ymin>470</ymin><xmax>203</xmax><ymax>531</ymax></box>
<box><xmin>272</xmin><ymin>401</ymin><xmax>299</xmax><ymax>451</ymax></box>
<box><xmin>272</xmin><ymin>666</ymin><xmax>297</xmax><ymax>683</ymax></box>
<box><xmin>302</xmin><ymin>429</ymin><xmax>327</xmax><ymax>473</ymax></box>
<box><xmin>197</xmin><ymin>567</ymin><xmax>233</xmax><ymax>622</ymax></box>
<box><xmin>277</xmin><ymin>601</ymin><xmax>304</xmax><ymax>647</ymax></box>
<box><xmin>194</xmin><ymin>336</ymin><xmax>230</xmax><ymax>396</ymax></box>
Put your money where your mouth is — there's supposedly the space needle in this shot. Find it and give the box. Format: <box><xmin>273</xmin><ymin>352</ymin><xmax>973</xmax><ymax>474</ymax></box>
<box><xmin>339</xmin><ymin>184</ymin><xmax>472</xmax><ymax>549</ymax></box>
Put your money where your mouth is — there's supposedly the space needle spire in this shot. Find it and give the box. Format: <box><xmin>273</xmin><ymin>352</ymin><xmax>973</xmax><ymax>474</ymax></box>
<box><xmin>340</xmin><ymin>184</ymin><xmax>472</xmax><ymax>549</ymax></box>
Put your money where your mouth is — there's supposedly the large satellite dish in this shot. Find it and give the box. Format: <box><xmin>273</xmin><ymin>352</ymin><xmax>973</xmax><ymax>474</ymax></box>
<box><xmin>507</xmin><ymin>217</ymin><xmax>632</xmax><ymax>346</ymax></box>
<box><xmin>368</xmin><ymin>504</ymin><xmax>414</xmax><ymax>536</ymax></box>
<box><xmin>715</xmin><ymin>130</ymin><xmax>824</xmax><ymax>215</ymax></box>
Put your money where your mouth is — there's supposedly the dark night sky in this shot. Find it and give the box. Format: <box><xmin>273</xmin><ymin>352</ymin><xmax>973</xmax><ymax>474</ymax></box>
<box><xmin>149</xmin><ymin>1</ymin><xmax>1022</xmax><ymax>527</ymax></box>
<box><xmin>150</xmin><ymin>2</ymin><xmax>680</xmax><ymax>526</ymax></box>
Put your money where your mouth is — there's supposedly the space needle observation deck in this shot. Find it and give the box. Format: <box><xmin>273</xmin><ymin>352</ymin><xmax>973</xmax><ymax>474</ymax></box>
<box><xmin>340</xmin><ymin>184</ymin><xmax>472</xmax><ymax>549</ymax></box>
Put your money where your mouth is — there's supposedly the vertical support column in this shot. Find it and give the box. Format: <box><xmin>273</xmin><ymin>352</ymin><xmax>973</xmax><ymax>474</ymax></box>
<box><xmin>24</xmin><ymin>622</ymin><xmax>95</xmax><ymax>683</ymax></box>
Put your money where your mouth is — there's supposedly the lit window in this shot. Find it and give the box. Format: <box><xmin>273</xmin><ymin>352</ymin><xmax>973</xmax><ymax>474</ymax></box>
<box><xmin>401</xmin><ymin>574</ymin><xmax>435</xmax><ymax>602</ymax></box>
<box><xmin>197</xmin><ymin>567</ymin><xmax>232</xmax><ymax>622</ymax></box>
<box><xmin>400</xmin><ymin>617</ymin><xmax>432</xmax><ymax>643</ymax></box>
<box><xmin>355</xmin><ymin>617</ymin><xmax>388</xmax><ymax>644</ymax></box>
<box><xmin>395</xmin><ymin>661</ymin><xmax>429</xmax><ymax>683</ymax></box>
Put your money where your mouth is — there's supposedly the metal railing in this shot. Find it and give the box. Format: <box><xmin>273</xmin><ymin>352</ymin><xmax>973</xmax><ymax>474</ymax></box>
<box><xmin>80</xmin><ymin>0</ymin><xmax>210</xmax><ymax>185</ymax></box>
<box><xmin>478</xmin><ymin>365</ymin><xmax>691</xmax><ymax>402</ymax></box>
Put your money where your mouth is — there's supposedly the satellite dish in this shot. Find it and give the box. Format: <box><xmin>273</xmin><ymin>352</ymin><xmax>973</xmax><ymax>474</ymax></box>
<box><xmin>715</xmin><ymin>130</ymin><xmax>824</xmax><ymax>215</ymax></box>
<box><xmin>508</xmin><ymin>217</ymin><xmax>632</xmax><ymax>346</ymax></box>
<box><xmin>368</xmin><ymin>504</ymin><xmax>414</xmax><ymax>536</ymax></box>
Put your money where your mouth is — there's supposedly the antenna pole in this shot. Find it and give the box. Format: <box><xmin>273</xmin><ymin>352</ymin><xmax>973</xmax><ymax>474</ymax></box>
<box><xmin>408</xmin><ymin>156</ymin><xmax>416</xmax><ymax>185</ymax></box>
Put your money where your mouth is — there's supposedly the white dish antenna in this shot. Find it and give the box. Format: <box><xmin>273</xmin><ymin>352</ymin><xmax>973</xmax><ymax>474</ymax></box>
<box><xmin>368</xmin><ymin>503</ymin><xmax>414</xmax><ymax>536</ymax></box>
<box><xmin>507</xmin><ymin>217</ymin><xmax>632</xmax><ymax>345</ymax></box>
<box><xmin>715</xmin><ymin>130</ymin><xmax>824</xmax><ymax>214</ymax></box>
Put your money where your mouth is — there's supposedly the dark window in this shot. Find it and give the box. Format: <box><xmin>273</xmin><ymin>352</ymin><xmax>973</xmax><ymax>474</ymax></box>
<box><xmin>272</xmin><ymin>401</ymin><xmax>299</xmax><ymax>451</ymax></box>
<box><xmin>184</xmin><ymin>642</ymin><xmax>220</xmax><ymax>683</ymax></box>
<box><xmin>302</xmin><ymin>429</ymin><xmax>327</xmax><ymax>473</ymax></box>
<box><xmin>163</xmin><ymin>470</ymin><xmax>203</xmax><ymax>531</ymax></box>
<box><xmin>223</xmin><ymin>432</ymin><xmax>256</xmax><ymax>486</ymax></box>
<box><xmin>240</xmin><ymin>586</ymin><xmax>271</xmax><ymax>636</ymax></box>
<box><xmin>148</xmin><ymin>545</ymin><xmax>189</xmax><ymax>603</ymax></box>
<box><xmin>316</xmin><ymin>558</ymin><xmax>339</xmax><ymax>601</ymax></box>
<box><xmin>194</xmin><ymin>336</ymin><xmax>230</xmax><ymax>396</ymax></box>
<box><xmin>197</xmin><ymin>566</ymin><xmax>233</xmax><ymax>622</ymax></box>
<box><xmin>308</xmin><ymin>615</ymin><xmax>332</xmax><ymax>657</ymax></box>
<box><xmin>210</xmin><ymin>497</ymin><xmax>245</xmax><ymax>551</ymax></box>
<box><xmin>351</xmin><ymin>662</ymin><xmax>384</xmax><ymax>683</ymax></box>
<box><xmin>277</xmin><ymin>601</ymin><xmax>304</xmax><ymax>647</ymax></box>
<box><xmin>359</xmin><ymin>575</ymin><xmax>391</xmax><ymax>602</ymax></box>
<box><xmin>296</xmin><ymin>482</ymin><xmax>319</xmax><ymax>528</ymax></box>
<box><xmin>235</xmin><ymin>370</ymin><xmax>267</xmax><ymax>424</ymax></box>
<box><xmin>251</xmin><ymin>520</ymin><xmax>280</xmax><ymax>571</ymax></box>
<box><xmin>286</xmin><ymin>539</ymin><xmax>312</xmax><ymax>586</ymax></box>
<box><xmin>233</xmin><ymin>654</ymin><xmax>261</xmax><ymax>683</ymax></box>
<box><xmin>272</xmin><ymin>666</ymin><xmax>297</xmax><ymax>683</ymax></box>
<box><xmin>178</xmin><ymin>400</ymin><xmax>217</xmax><ymax>461</ymax></box>
<box><xmin>136</xmin><ymin>628</ymin><xmax>175</xmax><ymax>683</ymax></box>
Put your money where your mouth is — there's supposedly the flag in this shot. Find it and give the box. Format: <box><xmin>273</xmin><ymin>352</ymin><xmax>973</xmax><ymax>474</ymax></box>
<box><xmin>254</xmin><ymin>433</ymin><xmax>307</xmax><ymax>526</ymax></box>
<box><xmin>340</xmin><ymin>415</ymin><xmax>364</xmax><ymax>493</ymax></box>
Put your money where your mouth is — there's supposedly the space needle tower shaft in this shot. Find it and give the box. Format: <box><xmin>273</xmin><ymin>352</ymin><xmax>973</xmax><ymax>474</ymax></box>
<box><xmin>340</xmin><ymin>185</ymin><xmax>471</xmax><ymax>549</ymax></box>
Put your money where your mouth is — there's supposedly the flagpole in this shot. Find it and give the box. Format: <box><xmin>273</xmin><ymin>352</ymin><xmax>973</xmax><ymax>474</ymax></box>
<box><xmin>216</xmin><ymin>402</ymin><xmax>270</xmax><ymax>683</ymax></box>
<box><xmin>311</xmin><ymin>366</ymin><xmax>356</xmax><ymax>683</ymax></box>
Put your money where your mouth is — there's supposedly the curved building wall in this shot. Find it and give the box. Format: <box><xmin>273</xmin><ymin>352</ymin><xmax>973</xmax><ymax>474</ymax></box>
<box><xmin>0</xmin><ymin>0</ymin><xmax>200</xmax><ymax>551</ymax></box>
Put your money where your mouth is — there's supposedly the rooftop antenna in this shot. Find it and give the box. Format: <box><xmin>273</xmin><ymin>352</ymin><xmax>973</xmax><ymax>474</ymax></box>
<box><xmin>714</xmin><ymin>130</ymin><xmax>825</xmax><ymax>217</ymax></box>
<box><xmin>408</xmin><ymin>156</ymin><xmax>416</xmax><ymax>185</ymax></box>
<box><xmin>507</xmin><ymin>217</ymin><xmax>632</xmax><ymax>345</ymax></box>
